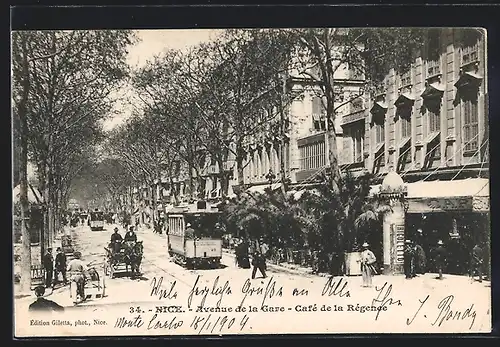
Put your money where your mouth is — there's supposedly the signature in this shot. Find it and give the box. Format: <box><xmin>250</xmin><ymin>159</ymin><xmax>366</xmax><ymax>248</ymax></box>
<box><xmin>239</xmin><ymin>276</ymin><xmax>283</xmax><ymax>308</ymax></box>
<box><xmin>321</xmin><ymin>276</ymin><xmax>351</xmax><ymax>298</ymax></box>
<box><xmin>187</xmin><ymin>275</ymin><xmax>232</xmax><ymax>309</ymax></box>
<box><xmin>407</xmin><ymin>294</ymin><xmax>477</xmax><ymax>330</ymax></box>
<box><xmin>431</xmin><ymin>295</ymin><xmax>477</xmax><ymax>330</ymax></box>
<box><xmin>150</xmin><ymin>277</ymin><xmax>178</xmax><ymax>300</ymax></box>
<box><xmin>371</xmin><ymin>282</ymin><xmax>402</xmax><ymax>320</ymax></box>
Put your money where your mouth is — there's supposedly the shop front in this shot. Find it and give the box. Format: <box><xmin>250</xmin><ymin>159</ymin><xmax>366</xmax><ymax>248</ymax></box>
<box><xmin>405</xmin><ymin>179</ymin><xmax>490</xmax><ymax>276</ymax></box>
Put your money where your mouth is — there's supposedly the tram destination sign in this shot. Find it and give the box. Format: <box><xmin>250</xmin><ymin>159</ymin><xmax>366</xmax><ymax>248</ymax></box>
<box><xmin>407</xmin><ymin>196</ymin><xmax>473</xmax><ymax>213</ymax></box>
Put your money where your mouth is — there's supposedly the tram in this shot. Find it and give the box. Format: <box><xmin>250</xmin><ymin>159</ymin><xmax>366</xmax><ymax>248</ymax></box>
<box><xmin>167</xmin><ymin>202</ymin><xmax>223</xmax><ymax>269</ymax></box>
<box><xmin>89</xmin><ymin>210</ymin><xmax>105</xmax><ymax>231</ymax></box>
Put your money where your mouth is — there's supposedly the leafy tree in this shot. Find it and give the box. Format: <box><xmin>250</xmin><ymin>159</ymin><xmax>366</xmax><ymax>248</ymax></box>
<box><xmin>178</xmin><ymin>29</ymin><xmax>295</xmax><ymax>190</ymax></box>
<box><xmin>289</xmin><ymin>28</ymin><xmax>426</xmax><ymax>192</ymax></box>
<box><xmin>12</xmin><ymin>30</ymin><xmax>134</xmax><ymax>254</ymax></box>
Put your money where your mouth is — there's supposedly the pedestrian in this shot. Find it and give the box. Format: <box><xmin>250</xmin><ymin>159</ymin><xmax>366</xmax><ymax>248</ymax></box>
<box><xmin>29</xmin><ymin>286</ymin><xmax>64</xmax><ymax>312</ymax></box>
<box><xmin>413</xmin><ymin>241</ymin><xmax>427</xmax><ymax>275</ymax></box>
<box><xmin>67</xmin><ymin>251</ymin><xmax>89</xmax><ymax>302</ymax></box>
<box><xmin>251</xmin><ymin>248</ymin><xmax>267</xmax><ymax>279</ymax></box>
<box><xmin>470</xmin><ymin>243</ymin><xmax>484</xmax><ymax>283</ymax></box>
<box><xmin>359</xmin><ymin>242</ymin><xmax>377</xmax><ymax>287</ymax></box>
<box><xmin>259</xmin><ymin>238</ymin><xmax>269</xmax><ymax>271</ymax></box>
<box><xmin>42</xmin><ymin>248</ymin><xmax>54</xmax><ymax>289</ymax></box>
<box><xmin>434</xmin><ymin>240</ymin><xmax>446</xmax><ymax>280</ymax></box>
<box><xmin>403</xmin><ymin>240</ymin><xmax>415</xmax><ymax>279</ymax></box>
<box><xmin>53</xmin><ymin>247</ymin><xmax>67</xmax><ymax>287</ymax></box>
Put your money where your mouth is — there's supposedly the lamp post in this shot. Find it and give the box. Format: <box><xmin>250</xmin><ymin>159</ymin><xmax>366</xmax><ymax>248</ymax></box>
<box><xmin>265</xmin><ymin>169</ymin><xmax>276</xmax><ymax>190</ymax></box>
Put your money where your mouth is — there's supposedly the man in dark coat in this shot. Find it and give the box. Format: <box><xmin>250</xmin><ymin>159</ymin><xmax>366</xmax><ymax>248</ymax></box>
<box><xmin>29</xmin><ymin>286</ymin><xmax>64</xmax><ymax>312</ymax></box>
<box><xmin>434</xmin><ymin>240</ymin><xmax>446</xmax><ymax>280</ymax></box>
<box><xmin>124</xmin><ymin>226</ymin><xmax>138</xmax><ymax>242</ymax></box>
<box><xmin>251</xmin><ymin>249</ymin><xmax>267</xmax><ymax>279</ymax></box>
<box><xmin>470</xmin><ymin>243</ymin><xmax>484</xmax><ymax>283</ymax></box>
<box><xmin>110</xmin><ymin>227</ymin><xmax>123</xmax><ymax>253</ymax></box>
<box><xmin>403</xmin><ymin>240</ymin><xmax>415</xmax><ymax>279</ymax></box>
<box><xmin>42</xmin><ymin>248</ymin><xmax>54</xmax><ymax>288</ymax></box>
<box><xmin>53</xmin><ymin>247</ymin><xmax>67</xmax><ymax>287</ymax></box>
<box><xmin>413</xmin><ymin>241</ymin><xmax>427</xmax><ymax>276</ymax></box>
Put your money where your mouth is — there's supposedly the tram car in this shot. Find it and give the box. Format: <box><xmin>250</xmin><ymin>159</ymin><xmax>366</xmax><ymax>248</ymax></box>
<box><xmin>167</xmin><ymin>203</ymin><xmax>223</xmax><ymax>269</ymax></box>
<box><xmin>89</xmin><ymin>210</ymin><xmax>105</xmax><ymax>231</ymax></box>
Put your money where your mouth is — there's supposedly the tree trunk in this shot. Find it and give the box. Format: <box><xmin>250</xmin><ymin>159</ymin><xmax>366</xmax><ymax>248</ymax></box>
<box><xmin>327</xmin><ymin>128</ymin><xmax>341</xmax><ymax>193</ymax></box>
<box><xmin>235</xmin><ymin>140</ymin><xmax>245</xmax><ymax>190</ymax></box>
<box><xmin>216</xmin><ymin>157</ymin><xmax>227</xmax><ymax>199</ymax></box>
<box><xmin>151</xmin><ymin>184</ymin><xmax>157</xmax><ymax>224</ymax></box>
<box><xmin>279</xmin><ymin>75</ymin><xmax>288</xmax><ymax>196</ymax></box>
<box><xmin>17</xmin><ymin>32</ymin><xmax>32</xmax><ymax>293</ymax></box>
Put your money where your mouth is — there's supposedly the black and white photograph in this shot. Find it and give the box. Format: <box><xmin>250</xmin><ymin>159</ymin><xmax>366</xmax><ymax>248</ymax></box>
<box><xmin>12</xmin><ymin>27</ymin><xmax>491</xmax><ymax>336</ymax></box>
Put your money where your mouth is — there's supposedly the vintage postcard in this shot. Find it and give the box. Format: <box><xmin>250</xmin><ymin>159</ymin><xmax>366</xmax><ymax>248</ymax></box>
<box><xmin>12</xmin><ymin>27</ymin><xmax>491</xmax><ymax>337</ymax></box>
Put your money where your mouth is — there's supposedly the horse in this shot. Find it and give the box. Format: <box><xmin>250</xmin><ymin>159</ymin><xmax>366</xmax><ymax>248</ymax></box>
<box><xmin>122</xmin><ymin>241</ymin><xmax>143</xmax><ymax>278</ymax></box>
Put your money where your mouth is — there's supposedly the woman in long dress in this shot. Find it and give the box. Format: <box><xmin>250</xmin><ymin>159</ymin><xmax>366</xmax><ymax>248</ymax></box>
<box><xmin>360</xmin><ymin>242</ymin><xmax>377</xmax><ymax>288</ymax></box>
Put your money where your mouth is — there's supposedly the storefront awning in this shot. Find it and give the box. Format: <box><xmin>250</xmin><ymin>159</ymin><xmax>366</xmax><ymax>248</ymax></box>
<box><xmin>369</xmin><ymin>178</ymin><xmax>489</xmax><ymax>212</ymax></box>
<box><xmin>407</xmin><ymin>178</ymin><xmax>489</xmax><ymax>213</ymax></box>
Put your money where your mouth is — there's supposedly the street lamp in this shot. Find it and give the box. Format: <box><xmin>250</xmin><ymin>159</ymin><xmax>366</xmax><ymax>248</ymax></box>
<box><xmin>265</xmin><ymin>169</ymin><xmax>276</xmax><ymax>190</ymax></box>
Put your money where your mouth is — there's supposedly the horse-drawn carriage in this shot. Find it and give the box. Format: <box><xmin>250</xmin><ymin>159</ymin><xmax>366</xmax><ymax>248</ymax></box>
<box><xmin>104</xmin><ymin>240</ymin><xmax>143</xmax><ymax>278</ymax></box>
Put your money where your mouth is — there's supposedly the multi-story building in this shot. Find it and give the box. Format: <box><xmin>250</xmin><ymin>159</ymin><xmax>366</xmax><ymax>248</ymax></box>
<box><xmin>344</xmin><ymin>28</ymin><xmax>489</xmax><ymax>275</ymax></box>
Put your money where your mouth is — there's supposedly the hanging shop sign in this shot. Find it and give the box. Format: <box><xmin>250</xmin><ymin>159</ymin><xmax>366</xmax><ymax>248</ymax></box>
<box><xmin>407</xmin><ymin>196</ymin><xmax>473</xmax><ymax>213</ymax></box>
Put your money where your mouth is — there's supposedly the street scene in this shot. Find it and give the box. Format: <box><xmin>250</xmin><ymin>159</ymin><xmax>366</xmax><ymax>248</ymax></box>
<box><xmin>12</xmin><ymin>27</ymin><xmax>490</xmax><ymax>335</ymax></box>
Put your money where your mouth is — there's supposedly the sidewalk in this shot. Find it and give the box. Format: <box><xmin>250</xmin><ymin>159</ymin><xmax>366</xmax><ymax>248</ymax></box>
<box><xmin>223</xmin><ymin>248</ymin><xmax>325</xmax><ymax>277</ymax></box>
<box><xmin>14</xmin><ymin>232</ymin><xmax>68</xmax><ymax>299</ymax></box>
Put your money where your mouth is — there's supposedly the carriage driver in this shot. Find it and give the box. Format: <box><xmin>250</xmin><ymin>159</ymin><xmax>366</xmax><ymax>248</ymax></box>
<box><xmin>124</xmin><ymin>226</ymin><xmax>138</xmax><ymax>242</ymax></box>
<box><xmin>67</xmin><ymin>251</ymin><xmax>89</xmax><ymax>301</ymax></box>
<box><xmin>110</xmin><ymin>227</ymin><xmax>123</xmax><ymax>253</ymax></box>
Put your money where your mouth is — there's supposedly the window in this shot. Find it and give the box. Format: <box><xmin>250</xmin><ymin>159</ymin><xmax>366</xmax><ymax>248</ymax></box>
<box><xmin>427</xmin><ymin>29</ymin><xmax>441</xmax><ymax>76</ymax></box>
<box><xmin>312</xmin><ymin>96</ymin><xmax>326</xmax><ymax>131</ymax></box>
<box><xmin>401</xmin><ymin>117</ymin><xmax>412</xmax><ymax>139</ymax></box>
<box><xmin>463</xmin><ymin>98</ymin><xmax>479</xmax><ymax>152</ymax></box>
<box><xmin>426</xmin><ymin>99</ymin><xmax>441</xmax><ymax>133</ymax></box>
<box><xmin>352</xmin><ymin>125</ymin><xmax>365</xmax><ymax>163</ymax></box>
<box><xmin>400</xmin><ymin>70</ymin><xmax>412</xmax><ymax>88</ymax></box>
<box><xmin>429</xmin><ymin>108</ymin><xmax>440</xmax><ymax>133</ymax></box>
<box><xmin>299</xmin><ymin>141</ymin><xmax>326</xmax><ymax>170</ymax></box>
<box><xmin>461</xmin><ymin>31</ymin><xmax>480</xmax><ymax>66</ymax></box>
<box><xmin>375</xmin><ymin>122</ymin><xmax>385</xmax><ymax>144</ymax></box>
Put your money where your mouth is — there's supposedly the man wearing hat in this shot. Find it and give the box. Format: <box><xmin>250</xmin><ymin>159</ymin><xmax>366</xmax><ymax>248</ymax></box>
<box><xmin>359</xmin><ymin>242</ymin><xmax>377</xmax><ymax>288</ymax></box>
<box><xmin>67</xmin><ymin>251</ymin><xmax>89</xmax><ymax>302</ymax></box>
<box><xmin>42</xmin><ymin>248</ymin><xmax>54</xmax><ymax>289</ymax></box>
<box><xmin>124</xmin><ymin>226</ymin><xmax>138</xmax><ymax>242</ymax></box>
<box><xmin>434</xmin><ymin>240</ymin><xmax>446</xmax><ymax>280</ymax></box>
<box><xmin>53</xmin><ymin>247</ymin><xmax>67</xmax><ymax>287</ymax></box>
<box><xmin>29</xmin><ymin>286</ymin><xmax>64</xmax><ymax>312</ymax></box>
<box><xmin>403</xmin><ymin>240</ymin><xmax>415</xmax><ymax>279</ymax></box>
<box><xmin>110</xmin><ymin>227</ymin><xmax>123</xmax><ymax>254</ymax></box>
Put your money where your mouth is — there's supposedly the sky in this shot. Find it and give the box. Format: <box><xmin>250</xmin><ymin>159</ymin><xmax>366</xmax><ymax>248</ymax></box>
<box><xmin>102</xmin><ymin>29</ymin><xmax>223</xmax><ymax>132</ymax></box>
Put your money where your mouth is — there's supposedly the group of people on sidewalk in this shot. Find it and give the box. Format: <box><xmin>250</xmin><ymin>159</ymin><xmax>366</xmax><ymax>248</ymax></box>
<box><xmin>234</xmin><ymin>238</ymin><xmax>269</xmax><ymax>279</ymax></box>
<box><xmin>42</xmin><ymin>247</ymin><xmax>69</xmax><ymax>289</ymax></box>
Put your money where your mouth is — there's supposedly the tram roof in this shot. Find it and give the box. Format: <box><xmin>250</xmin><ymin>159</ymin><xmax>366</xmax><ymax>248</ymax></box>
<box><xmin>166</xmin><ymin>209</ymin><xmax>221</xmax><ymax>215</ymax></box>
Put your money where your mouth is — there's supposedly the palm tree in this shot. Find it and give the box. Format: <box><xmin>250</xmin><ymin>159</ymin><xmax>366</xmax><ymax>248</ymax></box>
<box><xmin>354</xmin><ymin>198</ymin><xmax>392</xmax><ymax>261</ymax></box>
